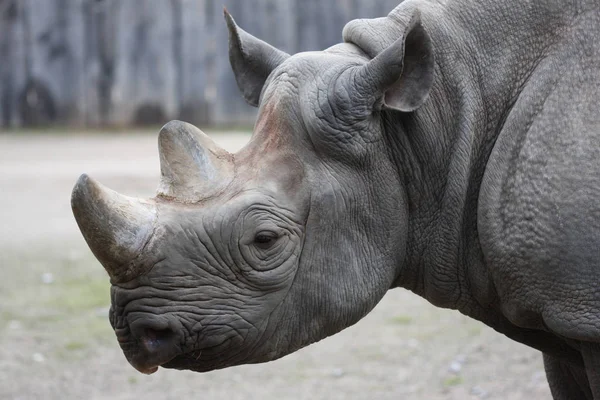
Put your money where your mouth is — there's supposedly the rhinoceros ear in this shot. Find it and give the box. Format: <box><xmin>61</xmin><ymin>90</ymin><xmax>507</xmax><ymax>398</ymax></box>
<box><xmin>224</xmin><ymin>9</ymin><xmax>290</xmax><ymax>107</ymax></box>
<box><xmin>355</xmin><ymin>11</ymin><xmax>434</xmax><ymax>112</ymax></box>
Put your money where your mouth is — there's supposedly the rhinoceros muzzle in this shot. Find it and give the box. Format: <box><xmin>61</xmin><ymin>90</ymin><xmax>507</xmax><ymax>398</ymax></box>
<box><xmin>114</xmin><ymin>316</ymin><xmax>182</xmax><ymax>375</ymax></box>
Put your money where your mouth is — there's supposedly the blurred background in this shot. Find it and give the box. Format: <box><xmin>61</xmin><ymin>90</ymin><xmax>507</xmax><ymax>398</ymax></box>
<box><xmin>0</xmin><ymin>1</ymin><xmax>552</xmax><ymax>399</ymax></box>
<box><xmin>1</xmin><ymin>0</ymin><xmax>401</xmax><ymax>129</ymax></box>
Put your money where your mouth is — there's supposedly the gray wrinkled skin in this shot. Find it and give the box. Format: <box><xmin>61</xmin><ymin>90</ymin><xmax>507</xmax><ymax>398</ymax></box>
<box><xmin>71</xmin><ymin>0</ymin><xmax>600</xmax><ymax>398</ymax></box>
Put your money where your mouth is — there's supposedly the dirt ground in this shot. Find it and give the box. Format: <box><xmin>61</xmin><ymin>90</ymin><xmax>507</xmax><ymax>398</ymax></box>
<box><xmin>0</xmin><ymin>130</ymin><xmax>552</xmax><ymax>400</ymax></box>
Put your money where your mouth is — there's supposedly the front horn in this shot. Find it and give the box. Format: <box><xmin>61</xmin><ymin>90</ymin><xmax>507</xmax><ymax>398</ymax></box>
<box><xmin>71</xmin><ymin>174</ymin><xmax>157</xmax><ymax>281</ymax></box>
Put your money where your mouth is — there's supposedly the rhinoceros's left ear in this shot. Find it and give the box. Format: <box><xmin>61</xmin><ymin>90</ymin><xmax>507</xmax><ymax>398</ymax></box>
<box><xmin>356</xmin><ymin>11</ymin><xmax>434</xmax><ymax>112</ymax></box>
<box><xmin>224</xmin><ymin>9</ymin><xmax>290</xmax><ymax>107</ymax></box>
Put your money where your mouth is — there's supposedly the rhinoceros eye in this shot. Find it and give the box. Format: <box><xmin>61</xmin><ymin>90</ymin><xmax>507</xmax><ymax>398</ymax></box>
<box><xmin>254</xmin><ymin>231</ymin><xmax>278</xmax><ymax>249</ymax></box>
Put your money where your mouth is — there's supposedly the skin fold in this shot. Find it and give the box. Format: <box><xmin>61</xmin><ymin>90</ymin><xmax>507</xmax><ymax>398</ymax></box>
<box><xmin>71</xmin><ymin>0</ymin><xmax>600</xmax><ymax>398</ymax></box>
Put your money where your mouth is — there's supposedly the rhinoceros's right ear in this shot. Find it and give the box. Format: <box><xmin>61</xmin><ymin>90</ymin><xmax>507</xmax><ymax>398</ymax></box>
<box><xmin>353</xmin><ymin>10</ymin><xmax>434</xmax><ymax>113</ymax></box>
<box><xmin>224</xmin><ymin>9</ymin><xmax>290</xmax><ymax>107</ymax></box>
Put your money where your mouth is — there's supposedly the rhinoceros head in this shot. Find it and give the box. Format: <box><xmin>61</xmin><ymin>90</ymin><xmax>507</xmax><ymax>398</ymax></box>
<box><xmin>71</xmin><ymin>9</ymin><xmax>434</xmax><ymax>374</ymax></box>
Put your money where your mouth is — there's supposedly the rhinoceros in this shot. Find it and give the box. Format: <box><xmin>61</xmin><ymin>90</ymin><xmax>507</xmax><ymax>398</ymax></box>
<box><xmin>71</xmin><ymin>0</ymin><xmax>600</xmax><ymax>398</ymax></box>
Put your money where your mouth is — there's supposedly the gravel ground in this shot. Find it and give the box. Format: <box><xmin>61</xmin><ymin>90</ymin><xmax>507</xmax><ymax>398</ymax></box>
<box><xmin>0</xmin><ymin>130</ymin><xmax>551</xmax><ymax>400</ymax></box>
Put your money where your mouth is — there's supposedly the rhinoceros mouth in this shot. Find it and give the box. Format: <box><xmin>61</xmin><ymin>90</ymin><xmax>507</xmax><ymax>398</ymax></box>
<box><xmin>161</xmin><ymin>354</ymin><xmax>212</xmax><ymax>372</ymax></box>
<box><xmin>128</xmin><ymin>350</ymin><xmax>178</xmax><ymax>375</ymax></box>
<box><xmin>159</xmin><ymin>339</ymin><xmax>240</xmax><ymax>372</ymax></box>
<box><xmin>128</xmin><ymin>353</ymin><xmax>191</xmax><ymax>375</ymax></box>
<box><xmin>133</xmin><ymin>364</ymin><xmax>160</xmax><ymax>375</ymax></box>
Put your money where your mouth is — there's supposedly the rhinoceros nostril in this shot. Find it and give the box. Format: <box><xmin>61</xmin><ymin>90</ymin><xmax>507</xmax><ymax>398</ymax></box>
<box><xmin>119</xmin><ymin>319</ymin><xmax>182</xmax><ymax>374</ymax></box>
<box><xmin>142</xmin><ymin>327</ymin><xmax>177</xmax><ymax>352</ymax></box>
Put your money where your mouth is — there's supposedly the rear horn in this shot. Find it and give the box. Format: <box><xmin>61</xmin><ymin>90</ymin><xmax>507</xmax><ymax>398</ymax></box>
<box><xmin>158</xmin><ymin>120</ymin><xmax>234</xmax><ymax>202</ymax></box>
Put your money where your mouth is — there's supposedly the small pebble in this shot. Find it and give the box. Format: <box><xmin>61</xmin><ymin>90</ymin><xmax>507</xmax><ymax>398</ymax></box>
<box><xmin>455</xmin><ymin>354</ymin><xmax>467</xmax><ymax>363</ymax></box>
<box><xmin>32</xmin><ymin>353</ymin><xmax>45</xmax><ymax>363</ymax></box>
<box><xmin>331</xmin><ymin>368</ymin><xmax>344</xmax><ymax>377</ymax></box>
<box><xmin>449</xmin><ymin>361</ymin><xmax>462</xmax><ymax>373</ymax></box>
<box><xmin>470</xmin><ymin>385</ymin><xmax>488</xmax><ymax>398</ymax></box>
<box><xmin>41</xmin><ymin>273</ymin><xmax>54</xmax><ymax>284</ymax></box>
<box><xmin>8</xmin><ymin>320</ymin><xmax>22</xmax><ymax>330</ymax></box>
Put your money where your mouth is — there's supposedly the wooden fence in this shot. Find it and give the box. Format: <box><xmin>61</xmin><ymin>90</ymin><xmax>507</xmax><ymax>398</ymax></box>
<box><xmin>0</xmin><ymin>0</ymin><xmax>401</xmax><ymax>128</ymax></box>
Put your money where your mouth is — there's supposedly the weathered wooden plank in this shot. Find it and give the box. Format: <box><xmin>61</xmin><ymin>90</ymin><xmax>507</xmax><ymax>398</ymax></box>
<box><xmin>0</xmin><ymin>1</ymin><xmax>21</xmax><ymax>127</ymax></box>
<box><xmin>0</xmin><ymin>0</ymin><xmax>401</xmax><ymax>128</ymax></box>
<box><xmin>213</xmin><ymin>0</ymin><xmax>255</xmax><ymax>125</ymax></box>
<box><xmin>178</xmin><ymin>0</ymin><xmax>211</xmax><ymax>125</ymax></box>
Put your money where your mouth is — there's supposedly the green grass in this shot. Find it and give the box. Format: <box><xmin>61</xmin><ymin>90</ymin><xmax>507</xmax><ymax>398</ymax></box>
<box><xmin>1</xmin><ymin>247</ymin><xmax>111</xmax><ymax>317</ymax></box>
<box><xmin>0</xmin><ymin>310</ymin><xmax>20</xmax><ymax>327</ymax></box>
<box><xmin>45</xmin><ymin>276</ymin><xmax>110</xmax><ymax>313</ymax></box>
<box><xmin>1</xmin><ymin>246</ymin><xmax>115</xmax><ymax>354</ymax></box>
<box><xmin>443</xmin><ymin>376</ymin><xmax>464</xmax><ymax>387</ymax></box>
<box><xmin>467</xmin><ymin>324</ymin><xmax>482</xmax><ymax>336</ymax></box>
<box><xmin>64</xmin><ymin>341</ymin><xmax>87</xmax><ymax>351</ymax></box>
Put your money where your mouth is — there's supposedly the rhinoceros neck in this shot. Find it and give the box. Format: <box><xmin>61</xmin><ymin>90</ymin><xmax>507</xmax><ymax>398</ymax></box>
<box><xmin>385</xmin><ymin>0</ymin><xmax>583</xmax><ymax>314</ymax></box>
<box><xmin>385</xmin><ymin>60</ymin><xmax>490</xmax><ymax>312</ymax></box>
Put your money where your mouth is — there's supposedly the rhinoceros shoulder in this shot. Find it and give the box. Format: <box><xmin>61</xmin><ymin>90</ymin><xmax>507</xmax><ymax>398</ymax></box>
<box><xmin>478</xmin><ymin>12</ymin><xmax>600</xmax><ymax>341</ymax></box>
